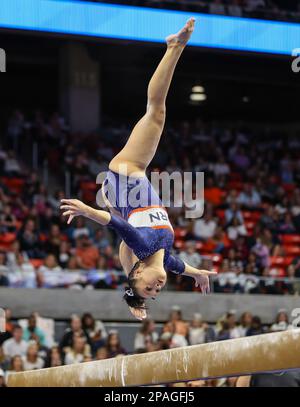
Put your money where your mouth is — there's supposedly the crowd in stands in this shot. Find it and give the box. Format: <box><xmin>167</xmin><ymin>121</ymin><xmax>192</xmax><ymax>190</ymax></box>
<box><xmin>1</xmin><ymin>109</ymin><xmax>300</xmax><ymax>294</ymax></box>
<box><xmin>95</xmin><ymin>0</ymin><xmax>300</xmax><ymax>23</ymax></box>
<box><xmin>0</xmin><ymin>306</ymin><xmax>296</xmax><ymax>387</ymax></box>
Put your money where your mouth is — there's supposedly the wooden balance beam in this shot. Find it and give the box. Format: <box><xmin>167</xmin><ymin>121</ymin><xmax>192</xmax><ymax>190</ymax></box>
<box><xmin>7</xmin><ymin>329</ymin><xmax>300</xmax><ymax>387</ymax></box>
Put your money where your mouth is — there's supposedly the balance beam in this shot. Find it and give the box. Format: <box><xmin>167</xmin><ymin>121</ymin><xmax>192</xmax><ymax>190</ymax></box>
<box><xmin>7</xmin><ymin>329</ymin><xmax>300</xmax><ymax>387</ymax></box>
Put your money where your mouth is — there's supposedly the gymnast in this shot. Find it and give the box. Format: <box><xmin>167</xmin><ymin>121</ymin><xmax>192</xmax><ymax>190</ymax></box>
<box><xmin>61</xmin><ymin>18</ymin><xmax>216</xmax><ymax>320</ymax></box>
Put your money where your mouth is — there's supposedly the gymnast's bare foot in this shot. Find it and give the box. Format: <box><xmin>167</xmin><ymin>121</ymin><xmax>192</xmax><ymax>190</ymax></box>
<box><xmin>166</xmin><ymin>17</ymin><xmax>195</xmax><ymax>48</ymax></box>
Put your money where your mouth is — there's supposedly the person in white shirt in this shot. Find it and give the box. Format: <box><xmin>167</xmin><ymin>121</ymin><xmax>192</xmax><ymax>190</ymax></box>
<box><xmin>134</xmin><ymin>319</ymin><xmax>159</xmax><ymax>351</ymax></box>
<box><xmin>193</xmin><ymin>213</ymin><xmax>217</xmax><ymax>241</ymax></box>
<box><xmin>227</xmin><ymin>217</ymin><xmax>248</xmax><ymax>241</ymax></box>
<box><xmin>64</xmin><ymin>336</ymin><xmax>91</xmax><ymax>365</ymax></box>
<box><xmin>3</xmin><ymin>325</ymin><xmax>28</xmax><ymax>358</ymax></box>
<box><xmin>227</xmin><ymin>311</ymin><xmax>242</xmax><ymax>339</ymax></box>
<box><xmin>22</xmin><ymin>342</ymin><xmax>44</xmax><ymax>370</ymax></box>
<box><xmin>189</xmin><ymin>313</ymin><xmax>215</xmax><ymax>345</ymax></box>
<box><xmin>237</xmin><ymin>312</ymin><xmax>253</xmax><ymax>337</ymax></box>
<box><xmin>179</xmin><ymin>241</ymin><xmax>202</xmax><ymax>269</ymax></box>
<box><xmin>37</xmin><ymin>254</ymin><xmax>64</xmax><ymax>288</ymax></box>
<box><xmin>213</xmin><ymin>156</ymin><xmax>230</xmax><ymax>178</ymax></box>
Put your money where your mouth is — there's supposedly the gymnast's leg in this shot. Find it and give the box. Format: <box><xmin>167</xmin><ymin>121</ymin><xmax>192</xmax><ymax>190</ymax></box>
<box><xmin>109</xmin><ymin>18</ymin><xmax>195</xmax><ymax>176</ymax></box>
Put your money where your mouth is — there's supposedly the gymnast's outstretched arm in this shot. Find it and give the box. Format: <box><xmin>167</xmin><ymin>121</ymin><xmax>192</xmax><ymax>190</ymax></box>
<box><xmin>60</xmin><ymin>198</ymin><xmax>147</xmax><ymax>253</ymax></box>
<box><xmin>61</xmin><ymin>199</ymin><xmax>111</xmax><ymax>225</ymax></box>
<box><xmin>165</xmin><ymin>255</ymin><xmax>217</xmax><ymax>293</ymax></box>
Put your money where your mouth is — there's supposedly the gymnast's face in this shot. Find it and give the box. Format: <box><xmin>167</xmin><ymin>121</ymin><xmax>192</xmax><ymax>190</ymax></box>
<box><xmin>133</xmin><ymin>265</ymin><xmax>167</xmax><ymax>299</ymax></box>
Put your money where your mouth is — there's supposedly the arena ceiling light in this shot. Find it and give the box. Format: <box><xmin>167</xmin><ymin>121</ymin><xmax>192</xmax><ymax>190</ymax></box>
<box><xmin>192</xmin><ymin>85</ymin><xmax>205</xmax><ymax>93</ymax></box>
<box><xmin>190</xmin><ymin>93</ymin><xmax>207</xmax><ymax>102</ymax></box>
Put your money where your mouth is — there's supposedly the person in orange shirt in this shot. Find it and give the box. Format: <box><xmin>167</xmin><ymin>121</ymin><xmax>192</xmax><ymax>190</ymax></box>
<box><xmin>204</xmin><ymin>177</ymin><xmax>223</xmax><ymax>207</ymax></box>
<box><xmin>75</xmin><ymin>236</ymin><xmax>100</xmax><ymax>270</ymax></box>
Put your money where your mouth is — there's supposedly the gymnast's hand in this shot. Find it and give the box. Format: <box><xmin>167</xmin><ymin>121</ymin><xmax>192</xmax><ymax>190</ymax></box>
<box><xmin>129</xmin><ymin>306</ymin><xmax>147</xmax><ymax>321</ymax></box>
<box><xmin>61</xmin><ymin>199</ymin><xmax>111</xmax><ymax>226</ymax></box>
<box><xmin>183</xmin><ymin>265</ymin><xmax>217</xmax><ymax>294</ymax></box>
<box><xmin>60</xmin><ymin>199</ymin><xmax>89</xmax><ymax>224</ymax></box>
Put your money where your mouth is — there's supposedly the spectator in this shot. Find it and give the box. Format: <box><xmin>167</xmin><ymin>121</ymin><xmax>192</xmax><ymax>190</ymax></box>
<box><xmin>81</xmin><ymin>313</ymin><xmax>107</xmax><ymax>352</ymax></box>
<box><xmin>5</xmin><ymin>355</ymin><xmax>24</xmax><ymax>381</ymax></box>
<box><xmin>59</xmin><ymin>315</ymin><xmax>90</xmax><ymax>351</ymax></box>
<box><xmin>22</xmin><ymin>313</ymin><xmax>46</xmax><ymax>347</ymax></box>
<box><xmin>96</xmin><ymin>347</ymin><xmax>109</xmax><ymax>360</ymax></box>
<box><xmin>189</xmin><ymin>313</ymin><xmax>215</xmax><ymax>345</ymax></box>
<box><xmin>8</xmin><ymin>253</ymin><xmax>37</xmax><ymax>288</ymax></box>
<box><xmin>75</xmin><ymin>236</ymin><xmax>100</xmax><ymax>270</ymax></box>
<box><xmin>134</xmin><ymin>319</ymin><xmax>159</xmax><ymax>352</ymax></box>
<box><xmin>237</xmin><ymin>312</ymin><xmax>253</xmax><ymax>337</ymax></box>
<box><xmin>270</xmin><ymin>309</ymin><xmax>292</xmax><ymax>332</ymax></box>
<box><xmin>22</xmin><ymin>342</ymin><xmax>44</xmax><ymax>370</ymax></box>
<box><xmin>17</xmin><ymin>218</ymin><xmax>42</xmax><ymax>258</ymax></box>
<box><xmin>0</xmin><ymin>345</ymin><xmax>9</xmax><ymax>371</ymax></box>
<box><xmin>45</xmin><ymin>346</ymin><xmax>63</xmax><ymax>368</ymax></box>
<box><xmin>2</xmin><ymin>325</ymin><xmax>28</xmax><ymax>358</ymax></box>
<box><xmin>246</xmin><ymin>316</ymin><xmax>264</xmax><ymax>336</ymax></box>
<box><xmin>105</xmin><ymin>331</ymin><xmax>127</xmax><ymax>358</ymax></box>
<box><xmin>64</xmin><ymin>336</ymin><xmax>91</xmax><ymax>365</ymax></box>
<box><xmin>225</xmin><ymin>202</ymin><xmax>244</xmax><ymax>225</ymax></box>
<box><xmin>179</xmin><ymin>241</ymin><xmax>202</xmax><ymax>269</ymax></box>
<box><xmin>0</xmin><ymin>309</ymin><xmax>13</xmax><ymax>345</ymax></box>
<box><xmin>37</xmin><ymin>254</ymin><xmax>63</xmax><ymax>288</ymax></box>
<box><xmin>193</xmin><ymin>212</ymin><xmax>217</xmax><ymax>241</ymax></box>
<box><xmin>71</xmin><ymin>218</ymin><xmax>91</xmax><ymax>241</ymax></box>
<box><xmin>163</xmin><ymin>308</ymin><xmax>189</xmax><ymax>347</ymax></box>
<box><xmin>0</xmin><ymin>252</ymin><xmax>9</xmax><ymax>287</ymax></box>
<box><xmin>227</xmin><ymin>217</ymin><xmax>248</xmax><ymax>241</ymax></box>
<box><xmin>0</xmin><ymin>368</ymin><xmax>6</xmax><ymax>387</ymax></box>
<box><xmin>0</xmin><ymin>204</ymin><xmax>17</xmax><ymax>233</ymax></box>
<box><xmin>4</xmin><ymin>151</ymin><xmax>22</xmax><ymax>175</ymax></box>
<box><xmin>251</xmin><ymin>238</ymin><xmax>270</xmax><ymax>268</ymax></box>
<box><xmin>226</xmin><ymin>311</ymin><xmax>242</xmax><ymax>339</ymax></box>
<box><xmin>204</xmin><ymin>177</ymin><xmax>223</xmax><ymax>206</ymax></box>
<box><xmin>238</xmin><ymin>184</ymin><xmax>261</xmax><ymax>208</ymax></box>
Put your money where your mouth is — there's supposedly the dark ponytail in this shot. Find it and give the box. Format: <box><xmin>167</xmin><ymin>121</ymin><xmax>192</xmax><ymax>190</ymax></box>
<box><xmin>123</xmin><ymin>261</ymin><xmax>147</xmax><ymax>310</ymax></box>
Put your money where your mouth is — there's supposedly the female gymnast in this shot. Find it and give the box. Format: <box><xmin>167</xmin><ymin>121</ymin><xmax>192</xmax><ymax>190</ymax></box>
<box><xmin>61</xmin><ymin>18</ymin><xmax>216</xmax><ymax>320</ymax></box>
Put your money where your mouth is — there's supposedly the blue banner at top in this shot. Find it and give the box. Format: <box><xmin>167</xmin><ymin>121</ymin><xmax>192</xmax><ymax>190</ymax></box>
<box><xmin>0</xmin><ymin>0</ymin><xmax>299</xmax><ymax>55</ymax></box>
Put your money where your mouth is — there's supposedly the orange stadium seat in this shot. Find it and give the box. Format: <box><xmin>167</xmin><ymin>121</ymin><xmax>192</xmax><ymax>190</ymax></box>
<box><xmin>216</xmin><ymin>209</ymin><xmax>225</xmax><ymax>220</ymax></box>
<box><xmin>270</xmin><ymin>256</ymin><xmax>285</xmax><ymax>267</ymax></box>
<box><xmin>245</xmin><ymin>221</ymin><xmax>255</xmax><ymax>231</ymax></box>
<box><xmin>284</xmin><ymin>257</ymin><xmax>294</xmax><ymax>267</ymax></box>
<box><xmin>174</xmin><ymin>240</ymin><xmax>185</xmax><ymax>250</ymax></box>
<box><xmin>174</xmin><ymin>228</ymin><xmax>187</xmax><ymax>239</ymax></box>
<box><xmin>0</xmin><ymin>232</ymin><xmax>17</xmax><ymax>249</ymax></box>
<box><xmin>30</xmin><ymin>259</ymin><xmax>44</xmax><ymax>269</ymax></box>
<box><xmin>284</xmin><ymin>246</ymin><xmax>300</xmax><ymax>256</ymax></box>
<box><xmin>280</xmin><ymin>234</ymin><xmax>300</xmax><ymax>245</ymax></box>
<box><xmin>1</xmin><ymin>177</ymin><xmax>25</xmax><ymax>194</ymax></box>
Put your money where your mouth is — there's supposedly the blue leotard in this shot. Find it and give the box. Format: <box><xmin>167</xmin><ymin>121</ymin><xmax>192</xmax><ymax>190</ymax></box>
<box><xmin>103</xmin><ymin>170</ymin><xmax>185</xmax><ymax>275</ymax></box>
